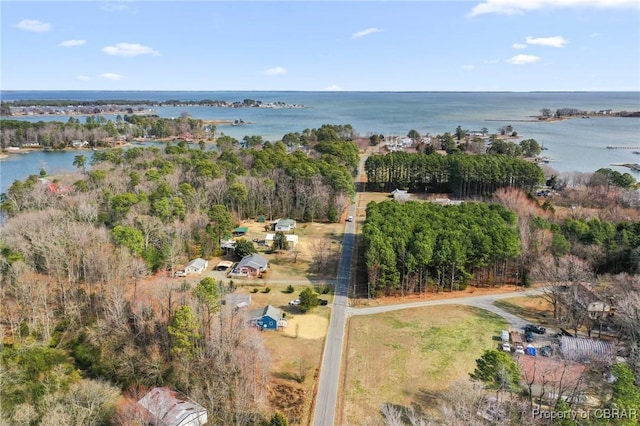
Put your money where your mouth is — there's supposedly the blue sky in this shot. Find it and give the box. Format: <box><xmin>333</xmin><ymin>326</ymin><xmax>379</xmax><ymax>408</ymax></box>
<box><xmin>1</xmin><ymin>0</ymin><xmax>639</xmax><ymax>91</ymax></box>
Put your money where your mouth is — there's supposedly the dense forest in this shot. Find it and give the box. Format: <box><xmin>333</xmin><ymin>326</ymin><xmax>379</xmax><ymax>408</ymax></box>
<box><xmin>363</xmin><ymin>201</ymin><xmax>521</xmax><ymax>296</ymax></box>
<box><xmin>364</xmin><ymin>151</ymin><xmax>545</xmax><ymax>196</ymax></box>
<box><xmin>0</xmin><ymin>124</ymin><xmax>357</xmax><ymax>425</ymax></box>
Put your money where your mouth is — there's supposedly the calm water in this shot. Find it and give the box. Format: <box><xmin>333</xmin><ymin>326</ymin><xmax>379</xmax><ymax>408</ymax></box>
<box><xmin>1</xmin><ymin>91</ymin><xmax>639</xmax><ymax>194</ymax></box>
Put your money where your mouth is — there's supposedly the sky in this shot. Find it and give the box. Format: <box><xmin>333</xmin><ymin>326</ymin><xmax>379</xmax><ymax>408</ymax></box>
<box><xmin>1</xmin><ymin>0</ymin><xmax>639</xmax><ymax>91</ymax></box>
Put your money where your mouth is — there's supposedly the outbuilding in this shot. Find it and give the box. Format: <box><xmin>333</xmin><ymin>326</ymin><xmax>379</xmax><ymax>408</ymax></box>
<box><xmin>184</xmin><ymin>258</ymin><xmax>208</xmax><ymax>274</ymax></box>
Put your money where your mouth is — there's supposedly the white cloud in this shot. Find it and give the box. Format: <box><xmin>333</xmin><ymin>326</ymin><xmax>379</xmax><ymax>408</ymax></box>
<box><xmin>469</xmin><ymin>0</ymin><xmax>638</xmax><ymax>17</ymax></box>
<box><xmin>461</xmin><ymin>65</ymin><xmax>475</xmax><ymax>70</ymax></box>
<box><xmin>506</xmin><ymin>54</ymin><xmax>541</xmax><ymax>64</ymax></box>
<box><xmin>102</xmin><ymin>42</ymin><xmax>159</xmax><ymax>57</ymax></box>
<box><xmin>526</xmin><ymin>36</ymin><xmax>567</xmax><ymax>48</ymax></box>
<box><xmin>59</xmin><ymin>39</ymin><xmax>86</xmax><ymax>47</ymax></box>
<box><xmin>77</xmin><ymin>75</ymin><xmax>90</xmax><ymax>81</ymax></box>
<box><xmin>262</xmin><ymin>67</ymin><xmax>287</xmax><ymax>76</ymax></box>
<box><xmin>14</xmin><ymin>19</ymin><xmax>51</xmax><ymax>32</ymax></box>
<box><xmin>324</xmin><ymin>85</ymin><xmax>343</xmax><ymax>91</ymax></box>
<box><xmin>512</xmin><ymin>43</ymin><xmax>527</xmax><ymax>49</ymax></box>
<box><xmin>351</xmin><ymin>27</ymin><xmax>382</xmax><ymax>39</ymax></box>
<box><xmin>99</xmin><ymin>73</ymin><xmax>123</xmax><ymax>80</ymax></box>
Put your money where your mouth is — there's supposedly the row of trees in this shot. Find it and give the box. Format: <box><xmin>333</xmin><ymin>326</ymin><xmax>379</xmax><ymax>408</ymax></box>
<box><xmin>365</xmin><ymin>151</ymin><xmax>545</xmax><ymax>196</ymax></box>
<box><xmin>363</xmin><ymin>200</ymin><xmax>520</xmax><ymax>296</ymax></box>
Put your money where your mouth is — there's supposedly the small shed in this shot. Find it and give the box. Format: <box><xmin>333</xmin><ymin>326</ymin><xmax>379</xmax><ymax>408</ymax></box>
<box><xmin>137</xmin><ymin>387</ymin><xmax>208</xmax><ymax>426</ymax></box>
<box><xmin>249</xmin><ymin>305</ymin><xmax>286</xmax><ymax>330</ymax></box>
<box><xmin>184</xmin><ymin>258</ymin><xmax>208</xmax><ymax>274</ymax></box>
<box><xmin>232</xmin><ymin>226</ymin><xmax>248</xmax><ymax>236</ymax></box>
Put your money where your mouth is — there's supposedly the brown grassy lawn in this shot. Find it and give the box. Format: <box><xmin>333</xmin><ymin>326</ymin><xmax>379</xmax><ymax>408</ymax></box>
<box><xmin>341</xmin><ymin>305</ymin><xmax>507</xmax><ymax>425</ymax></box>
<box><xmin>494</xmin><ymin>295</ymin><xmax>555</xmax><ymax>327</ymax></box>
<box><xmin>230</xmin><ymin>219</ymin><xmax>346</xmax><ymax>282</ymax></box>
<box><xmin>234</xmin><ymin>285</ymin><xmax>331</xmax><ymax>423</ymax></box>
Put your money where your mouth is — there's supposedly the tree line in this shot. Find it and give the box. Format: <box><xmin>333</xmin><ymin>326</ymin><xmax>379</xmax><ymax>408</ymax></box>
<box><xmin>0</xmin><ymin>114</ymin><xmax>211</xmax><ymax>149</ymax></box>
<box><xmin>365</xmin><ymin>151</ymin><xmax>545</xmax><ymax>197</ymax></box>
<box><xmin>363</xmin><ymin>200</ymin><xmax>521</xmax><ymax>296</ymax></box>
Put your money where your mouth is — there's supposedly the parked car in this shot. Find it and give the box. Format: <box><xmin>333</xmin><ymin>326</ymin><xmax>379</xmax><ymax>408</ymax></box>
<box><xmin>515</xmin><ymin>344</ymin><xmax>525</xmax><ymax>355</ymax></box>
<box><xmin>319</xmin><ymin>299</ymin><xmax>328</xmax><ymax>306</ymax></box>
<box><xmin>346</xmin><ymin>216</ymin><xmax>354</xmax><ymax>222</ymax></box>
<box><xmin>525</xmin><ymin>331</ymin><xmax>534</xmax><ymax>342</ymax></box>
<box><xmin>525</xmin><ymin>324</ymin><xmax>546</xmax><ymax>334</ymax></box>
<box><xmin>174</xmin><ymin>270</ymin><xmax>187</xmax><ymax>278</ymax></box>
<box><xmin>540</xmin><ymin>345</ymin><xmax>553</xmax><ymax>357</ymax></box>
<box><xmin>502</xmin><ymin>342</ymin><xmax>511</xmax><ymax>352</ymax></box>
<box><xmin>501</xmin><ymin>330</ymin><xmax>510</xmax><ymax>342</ymax></box>
<box><xmin>289</xmin><ymin>299</ymin><xmax>301</xmax><ymax>306</ymax></box>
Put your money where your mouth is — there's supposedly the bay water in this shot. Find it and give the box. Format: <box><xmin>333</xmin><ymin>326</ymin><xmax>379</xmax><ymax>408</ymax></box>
<box><xmin>1</xmin><ymin>91</ymin><xmax>639</xmax><ymax>195</ymax></box>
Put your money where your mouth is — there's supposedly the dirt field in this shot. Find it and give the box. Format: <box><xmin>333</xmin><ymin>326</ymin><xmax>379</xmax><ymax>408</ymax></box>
<box><xmin>341</xmin><ymin>305</ymin><xmax>507</xmax><ymax>425</ymax></box>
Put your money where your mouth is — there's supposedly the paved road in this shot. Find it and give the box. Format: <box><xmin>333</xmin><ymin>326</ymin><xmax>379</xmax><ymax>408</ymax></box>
<box><xmin>312</xmin><ymin>203</ymin><xmax>356</xmax><ymax>426</ymax></box>
<box><xmin>347</xmin><ymin>288</ymin><xmax>545</xmax><ymax>331</ymax></box>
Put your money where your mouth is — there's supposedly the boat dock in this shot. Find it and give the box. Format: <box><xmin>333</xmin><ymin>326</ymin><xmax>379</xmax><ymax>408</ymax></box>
<box><xmin>611</xmin><ymin>163</ymin><xmax>640</xmax><ymax>172</ymax></box>
<box><xmin>606</xmin><ymin>145</ymin><xmax>640</xmax><ymax>150</ymax></box>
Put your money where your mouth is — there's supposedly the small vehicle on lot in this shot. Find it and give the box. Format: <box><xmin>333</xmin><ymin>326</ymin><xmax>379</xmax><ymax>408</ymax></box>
<box><xmin>502</xmin><ymin>342</ymin><xmax>511</xmax><ymax>352</ymax></box>
<box><xmin>319</xmin><ymin>299</ymin><xmax>328</xmax><ymax>306</ymax></box>
<box><xmin>525</xmin><ymin>324</ymin><xmax>546</xmax><ymax>334</ymax></box>
<box><xmin>289</xmin><ymin>299</ymin><xmax>301</xmax><ymax>306</ymax></box>
<box><xmin>514</xmin><ymin>344</ymin><xmax>525</xmax><ymax>355</ymax></box>
<box><xmin>540</xmin><ymin>345</ymin><xmax>552</xmax><ymax>357</ymax></box>
<box><xmin>174</xmin><ymin>270</ymin><xmax>187</xmax><ymax>278</ymax></box>
<box><xmin>525</xmin><ymin>331</ymin><xmax>534</xmax><ymax>342</ymax></box>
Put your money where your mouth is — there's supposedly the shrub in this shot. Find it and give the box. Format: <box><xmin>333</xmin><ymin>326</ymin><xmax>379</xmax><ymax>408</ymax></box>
<box><xmin>262</xmin><ymin>287</ymin><xmax>271</xmax><ymax>293</ymax></box>
<box><xmin>284</xmin><ymin>285</ymin><xmax>295</xmax><ymax>294</ymax></box>
<box><xmin>251</xmin><ymin>288</ymin><xmax>259</xmax><ymax>293</ymax></box>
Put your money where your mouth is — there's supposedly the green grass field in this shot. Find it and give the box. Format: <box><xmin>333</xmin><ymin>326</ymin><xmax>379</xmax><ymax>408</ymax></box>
<box><xmin>342</xmin><ymin>305</ymin><xmax>508</xmax><ymax>425</ymax></box>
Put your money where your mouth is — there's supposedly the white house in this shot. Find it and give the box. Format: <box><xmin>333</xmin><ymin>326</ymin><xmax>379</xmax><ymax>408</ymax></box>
<box><xmin>137</xmin><ymin>387</ymin><xmax>208</xmax><ymax>426</ymax></box>
<box><xmin>184</xmin><ymin>258</ymin><xmax>208</xmax><ymax>274</ymax></box>
<box><xmin>274</xmin><ymin>218</ymin><xmax>296</xmax><ymax>232</ymax></box>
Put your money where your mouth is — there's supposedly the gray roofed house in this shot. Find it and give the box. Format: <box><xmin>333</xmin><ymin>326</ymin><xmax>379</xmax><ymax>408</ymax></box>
<box><xmin>274</xmin><ymin>218</ymin><xmax>296</xmax><ymax>232</ymax></box>
<box><xmin>233</xmin><ymin>254</ymin><xmax>269</xmax><ymax>277</ymax></box>
<box><xmin>137</xmin><ymin>387</ymin><xmax>208</xmax><ymax>426</ymax></box>
<box><xmin>184</xmin><ymin>258</ymin><xmax>208</xmax><ymax>274</ymax></box>
<box><xmin>249</xmin><ymin>304</ymin><xmax>286</xmax><ymax>330</ymax></box>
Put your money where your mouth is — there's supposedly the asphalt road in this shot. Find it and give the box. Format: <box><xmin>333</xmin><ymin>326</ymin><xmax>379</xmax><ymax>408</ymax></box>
<box><xmin>312</xmin><ymin>204</ymin><xmax>356</xmax><ymax>426</ymax></box>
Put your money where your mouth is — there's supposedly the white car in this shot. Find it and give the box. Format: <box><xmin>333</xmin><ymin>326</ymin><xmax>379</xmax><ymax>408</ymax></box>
<box><xmin>174</xmin><ymin>270</ymin><xmax>187</xmax><ymax>278</ymax></box>
<box><xmin>346</xmin><ymin>216</ymin><xmax>354</xmax><ymax>222</ymax></box>
<box><xmin>502</xmin><ymin>342</ymin><xmax>511</xmax><ymax>352</ymax></box>
<box><xmin>289</xmin><ymin>299</ymin><xmax>301</xmax><ymax>306</ymax></box>
<box><xmin>515</xmin><ymin>345</ymin><xmax>525</xmax><ymax>355</ymax></box>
